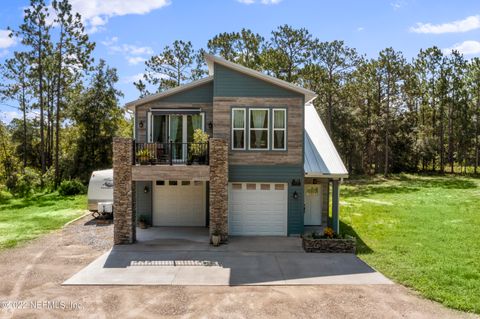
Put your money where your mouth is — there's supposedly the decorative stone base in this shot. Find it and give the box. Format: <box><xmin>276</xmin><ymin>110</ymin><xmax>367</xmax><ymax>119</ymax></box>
<box><xmin>302</xmin><ymin>236</ymin><xmax>356</xmax><ymax>253</ymax></box>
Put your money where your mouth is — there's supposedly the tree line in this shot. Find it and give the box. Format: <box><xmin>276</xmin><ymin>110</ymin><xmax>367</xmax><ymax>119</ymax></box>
<box><xmin>1</xmin><ymin>0</ymin><xmax>479</xmax><ymax>197</ymax></box>
<box><xmin>0</xmin><ymin>0</ymin><xmax>128</xmax><ymax>196</ymax></box>
<box><xmin>134</xmin><ymin>26</ymin><xmax>480</xmax><ymax>176</ymax></box>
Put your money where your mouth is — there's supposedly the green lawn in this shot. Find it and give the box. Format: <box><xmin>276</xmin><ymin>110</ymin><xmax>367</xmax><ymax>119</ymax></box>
<box><xmin>341</xmin><ymin>174</ymin><xmax>480</xmax><ymax>314</ymax></box>
<box><xmin>0</xmin><ymin>192</ymin><xmax>87</xmax><ymax>249</ymax></box>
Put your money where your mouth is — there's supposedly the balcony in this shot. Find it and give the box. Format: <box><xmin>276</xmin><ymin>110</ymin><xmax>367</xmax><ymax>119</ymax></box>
<box><xmin>134</xmin><ymin>142</ymin><xmax>209</xmax><ymax>166</ymax></box>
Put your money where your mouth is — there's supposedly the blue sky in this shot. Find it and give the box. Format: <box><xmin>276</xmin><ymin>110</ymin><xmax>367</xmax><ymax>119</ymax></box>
<box><xmin>1</xmin><ymin>0</ymin><xmax>480</xmax><ymax>122</ymax></box>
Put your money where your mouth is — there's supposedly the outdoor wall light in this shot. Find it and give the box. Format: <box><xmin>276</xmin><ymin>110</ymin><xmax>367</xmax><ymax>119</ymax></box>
<box><xmin>143</xmin><ymin>185</ymin><xmax>149</xmax><ymax>193</ymax></box>
<box><xmin>293</xmin><ymin>191</ymin><xmax>299</xmax><ymax>200</ymax></box>
<box><xmin>208</xmin><ymin>121</ymin><xmax>213</xmax><ymax>129</ymax></box>
<box><xmin>139</xmin><ymin>120</ymin><xmax>144</xmax><ymax>129</ymax></box>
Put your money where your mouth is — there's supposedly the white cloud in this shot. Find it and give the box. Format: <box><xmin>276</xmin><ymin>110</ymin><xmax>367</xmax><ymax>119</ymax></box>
<box><xmin>61</xmin><ymin>0</ymin><xmax>171</xmax><ymax>33</ymax></box>
<box><xmin>122</xmin><ymin>73</ymin><xmax>144</xmax><ymax>84</ymax></box>
<box><xmin>260</xmin><ymin>0</ymin><xmax>282</xmax><ymax>4</ymax></box>
<box><xmin>102</xmin><ymin>37</ymin><xmax>153</xmax><ymax>65</ymax></box>
<box><xmin>0</xmin><ymin>30</ymin><xmax>15</xmax><ymax>49</ymax></box>
<box><xmin>410</xmin><ymin>15</ymin><xmax>480</xmax><ymax>34</ymax></box>
<box><xmin>390</xmin><ymin>0</ymin><xmax>406</xmax><ymax>10</ymax></box>
<box><xmin>127</xmin><ymin>56</ymin><xmax>146</xmax><ymax>65</ymax></box>
<box><xmin>0</xmin><ymin>111</ymin><xmax>21</xmax><ymax>123</ymax></box>
<box><xmin>357</xmin><ymin>27</ymin><xmax>365</xmax><ymax>32</ymax></box>
<box><xmin>237</xmin><ymin>0</ymin><xmax>282</xmax><ymax>4</ymax></box>
<box><xmin>443</xmin><ymin>40</ymin><xmax>480</xmax><ymax>55</ymax></box>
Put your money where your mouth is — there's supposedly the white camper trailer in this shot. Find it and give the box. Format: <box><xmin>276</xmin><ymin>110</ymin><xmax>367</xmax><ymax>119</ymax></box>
<box><xmin>87</xmin><ymin>169</ymin><xmax>113</xmax><ymax>213</ymax></box>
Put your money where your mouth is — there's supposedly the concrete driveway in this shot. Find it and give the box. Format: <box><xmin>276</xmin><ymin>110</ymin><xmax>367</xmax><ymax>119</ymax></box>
<box><xmin>64</xmin><ymin>227</ymin><xmax>392</xmax><ymax>286</ymax></box>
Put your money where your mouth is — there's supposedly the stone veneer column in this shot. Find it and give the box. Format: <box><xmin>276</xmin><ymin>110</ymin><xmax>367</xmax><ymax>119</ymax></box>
<box><xmin>113</xmin><ymin>137</ymin><xmax>136</xmax><ymax>245</ymax></box>
<box><xmin>209</xmin><ymin>138</ymin><xmax>229</xmax><ymax>242</ymax></box>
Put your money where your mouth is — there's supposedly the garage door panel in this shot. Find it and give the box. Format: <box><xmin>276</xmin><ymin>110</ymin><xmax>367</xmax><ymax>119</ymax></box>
<box><xmin>153</xmin><ymin>183</ymin><xmax>205</xmax><ymax>226</ymax></box>
<box><xmin>228</xmin><ymin>183</ymin><xmax>288</xmax><ymax>236</ymax></box>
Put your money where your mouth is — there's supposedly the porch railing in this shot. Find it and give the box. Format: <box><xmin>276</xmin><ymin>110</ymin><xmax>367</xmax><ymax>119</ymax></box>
<box><xmin>134</xmin><ymin>141</ymin><xmax>209</xmax><ymax>165</ymax></box>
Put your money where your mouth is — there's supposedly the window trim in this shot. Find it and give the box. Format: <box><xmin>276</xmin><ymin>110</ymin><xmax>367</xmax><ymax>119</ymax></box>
<box><xmin>272</xmin><ymin>108</ymin><xmax>287</xmax><ymax>151</ymax></box>
<box><xmin>248</xmin><ymin>108</ymin><xmax>270</xmax><ymax>150</ymax></box>
<box><xmin>231</xmin><ymin>108</ymin><xmax>246</xmax><ymax>150</ymax></box>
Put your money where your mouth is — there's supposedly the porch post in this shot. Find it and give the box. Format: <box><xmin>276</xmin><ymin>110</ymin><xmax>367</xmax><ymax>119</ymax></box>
<box><xmin>332</xmin><ymin>179</ymin><xmax>340</xmax><ymax>234</ymax></box>
<box><xmin>113</xmin><ymin>137</ymin><xmax>136</xmax><ymax>245</ymax></box>
<box><xmin>209</xmin><ymin>138</ymin><xmax>229</xmax><ymax>243</ymax></box>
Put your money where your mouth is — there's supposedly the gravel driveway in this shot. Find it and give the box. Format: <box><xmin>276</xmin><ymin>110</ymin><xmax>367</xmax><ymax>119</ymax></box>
<box><xmin>0</xmin><ymin>215</ymin><xmax>476</xmax><ymax>319</ymax></box>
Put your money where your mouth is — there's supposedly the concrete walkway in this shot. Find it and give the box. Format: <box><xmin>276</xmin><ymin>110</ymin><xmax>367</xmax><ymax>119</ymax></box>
<box><xmin>64</xmin><ymin>227</ymin><xmax>392</xmax><ymax>286</ymax></box>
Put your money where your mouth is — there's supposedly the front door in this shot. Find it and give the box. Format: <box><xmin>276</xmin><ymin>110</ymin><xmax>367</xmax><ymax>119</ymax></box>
<box><xmin>304</xmin><ymin>185</ymin><xmax>322</xmax><ymax>225</ymax></box>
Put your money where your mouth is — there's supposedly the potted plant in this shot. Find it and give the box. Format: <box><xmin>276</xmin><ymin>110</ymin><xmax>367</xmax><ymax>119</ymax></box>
<box><xmin>189</xmin><ymin>129</ymin><xmax>209</xmax><ymax>164</ymax></box>
<box><xmin>136</xmin><ymin>149</ymin><xmax>152</xmax><ymax>165</ymax></box>
<box><xmin>211</xmin><ymin>229</ymin><xmax>221</xmax><ymax>246</ymax></box>
<box><xmin>138</xmin><ymin>215</ymin><xmax>148</xmax><ymax>229</ymax></box>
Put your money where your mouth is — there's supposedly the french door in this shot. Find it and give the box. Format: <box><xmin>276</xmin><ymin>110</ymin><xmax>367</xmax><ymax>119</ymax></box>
<box><xmin>149</xmin><ymin>113</ymin><xmax>204</xmax><ymax>161</ymax></box>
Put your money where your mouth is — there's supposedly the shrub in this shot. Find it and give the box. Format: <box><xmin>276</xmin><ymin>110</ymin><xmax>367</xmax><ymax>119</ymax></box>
<box><xmin>10</xmin><ymin>167</ymin><xmax>41</xmax><ymax>197</ymax></box>
<box><xmin>58</xmin><ymin>179</ymin><xmax>86</xmax><ymax>196</ymax></box>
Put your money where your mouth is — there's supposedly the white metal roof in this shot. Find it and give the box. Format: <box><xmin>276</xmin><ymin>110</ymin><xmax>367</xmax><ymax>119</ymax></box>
<box><xmin>304</xmin><ymin>103</ymin><xmax>348</xmax><ymax>178</ymax></box>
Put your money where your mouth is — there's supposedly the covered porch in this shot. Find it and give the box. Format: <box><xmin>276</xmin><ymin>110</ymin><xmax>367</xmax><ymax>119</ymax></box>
<box><xmin>304</xmin><ymin>103</ymin><xmax>348</xmax><ymax>234</ymax></box>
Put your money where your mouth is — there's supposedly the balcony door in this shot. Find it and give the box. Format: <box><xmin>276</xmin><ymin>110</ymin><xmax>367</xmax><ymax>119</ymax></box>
<box><xmin>149</xmin><ymin>112</ymin><xmax>204</xmax><ymax>162</ymax></box>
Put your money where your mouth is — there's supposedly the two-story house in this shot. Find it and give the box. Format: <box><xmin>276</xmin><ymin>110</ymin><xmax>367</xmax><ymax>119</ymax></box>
<box><xmin>112</xmin><ymin>54</ymin><xmax>348</xmax><ymax>245</ymax></box>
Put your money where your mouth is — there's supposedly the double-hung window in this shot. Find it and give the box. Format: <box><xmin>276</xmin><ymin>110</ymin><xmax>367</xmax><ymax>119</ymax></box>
<box><xmin>232</xmin><ymin>108</ymin><xmax>246</xmax><ymax>150</ymax></box>
<box><xmin>272</xmin><ymin>109</ymin><xmax>286</xmax><ymax>150</ymax></box>
<box><xmin>249</xmin><ymin>108</ymin><xmax>269</xmax><ymax>150</ymax></box>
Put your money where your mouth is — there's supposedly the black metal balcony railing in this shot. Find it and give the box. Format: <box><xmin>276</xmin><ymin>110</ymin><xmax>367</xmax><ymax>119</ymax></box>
<box><xmin>134</xmin><ymin>142</ymin><xmax>209</xmax><ymax>165</ymax></box>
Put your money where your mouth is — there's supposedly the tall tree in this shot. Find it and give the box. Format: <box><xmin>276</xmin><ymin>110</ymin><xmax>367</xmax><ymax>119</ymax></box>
<box><xmin>309</xmin><ymin>40</ymin><xmax>359</xmax><ymax>135</ymax></box>
<box><xmin>377</xmin><ymin>48</ymin><xmax>406</xmax><ymax>176</ymax></box>
<box><xmin>70</xmin><ymin>60</ymin><xmax>125</xmax><ymax>182</ymax></box>
<box><xmin>468</xmin><ymin>57</ymin><xmax>480</xmax><ymax>174</ymax></box>
<box><xmin>51</xmin><ymin>0</ymin><xmax>95</xmax><ymax>187</ymax></box>
<box><xmin>414</xmin><ymin>47</ymin><xmax>443</xmax><ymax>171</ymax></box>
<box><xmin>134</xmin><ymin>40</ymin><xmax>206</xmax><ymax>97</ymax></box>
<box><xmin>0</xmin><ymin>52</ymin><xmax>32</xmax><ymax>169</ymax></box>
<box><xmin>262</xmin><ymin>24</ymin><xmax>314</xmax><ymax>83</ymax></box>
<box><xmin>10</xmin><ymin>0</ymin><xmax>51</xmax><ymax>184</ymax></box>
<box><xmin>208</xmin><ymin>28</ymin><xmax>264</xmax><ymax>69</ymax></box>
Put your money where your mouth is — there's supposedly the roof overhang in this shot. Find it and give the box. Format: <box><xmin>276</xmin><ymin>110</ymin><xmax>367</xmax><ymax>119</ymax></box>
<box><xmin>204</xmin><ymin>54</ymin><xmax>317</xmax><ymax>103</ymax></box>
<box><xmin>304</xmin><ymin>103</ymin><xmax>349</xmax><ymax>179</ymax></box>
<box><xmin>125</xmin><ymin>76</ymin><xmax>214</xmax><ymax>111</ymax></box>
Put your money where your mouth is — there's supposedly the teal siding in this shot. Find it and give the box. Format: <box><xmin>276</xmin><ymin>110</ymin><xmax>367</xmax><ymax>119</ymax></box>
<box><xmin>214</xmin><ymin>64</ymin><xmax>303</xmax><ymax>98</ymax></box>
<box><xmin>160</xmin><ymin>81</ymin><xmax>213</xmax><ymax>103</ymax></box>
<box><xmin>135</xmin><ymin>181</ymin><xmax>152</xmax><ymax>225</ymax></box>
<box><xmin>229</xmin><ymin>165</ymin><xmax>304</xmax><ymax>235</ymax></box>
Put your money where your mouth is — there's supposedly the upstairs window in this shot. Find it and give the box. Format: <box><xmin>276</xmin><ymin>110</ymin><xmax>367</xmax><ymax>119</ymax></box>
<box><xmin>273</xmin><ymin>109</ymin><xmax>286</xmax><ymax>150</ymax></box>
<box><xmin>249</xmin><ymin>109</ymin><xmax>269</xmax><ymax>150</ymax></box>
<box><xmin>232</xmin><ymin>108</ymin><xmax>246</xmax><ymax>150</ymax></box>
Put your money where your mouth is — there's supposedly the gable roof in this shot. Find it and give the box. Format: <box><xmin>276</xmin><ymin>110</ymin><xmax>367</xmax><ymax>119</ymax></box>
<box><xmin>125</xmin><ymin>55</ymin><xmax>318</xmax><ymax>110</ymax></box>
<box><xmin>125</xmin><ymin>76</ymin><xmax>214</xmax><ymax>110</ymax></box>
<box><xmin>304</xmin><ymin>103</ymin><xmax>348</xmax><ymax>178</ymax></box>
<box><xmin>204</xmin><ymin>54</ymin><xmax>317</xmax><ymax>103</ymax></box>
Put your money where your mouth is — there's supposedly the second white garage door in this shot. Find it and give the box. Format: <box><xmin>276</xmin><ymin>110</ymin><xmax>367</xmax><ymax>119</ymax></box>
<box><xmin>228</xmin><ymin>182</ymin><xmax>288</xmax><ymax>236</ymax></box>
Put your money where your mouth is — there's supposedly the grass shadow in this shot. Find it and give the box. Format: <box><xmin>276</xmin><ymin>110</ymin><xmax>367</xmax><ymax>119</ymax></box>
<box><xmin>344</xmin><ymin>174</ymin><xmax>478</xmax><ymax>197</ymax></box>
<box><xmin>340</xmin><ymin>220</ymin><xmax>373</xmax><ymax>255</ymax></box>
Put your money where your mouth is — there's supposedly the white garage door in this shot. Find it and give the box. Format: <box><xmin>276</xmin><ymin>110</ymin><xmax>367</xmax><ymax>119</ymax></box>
<box><xmin>153</xmin><ymin>180</ymin><xmax>206</xmax><ymax>226</ymax></box>
<box><xmin>228</xmin><ymin>183</ymin><xmax>288</xmax><ymax>236</ymax></box>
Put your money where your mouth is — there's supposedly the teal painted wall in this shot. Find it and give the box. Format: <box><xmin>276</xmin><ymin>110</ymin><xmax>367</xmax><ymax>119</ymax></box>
<box><xmin>159</xmin><ymin>81</ymin><xmax>213</xmax><ymax>103</ymax></box>
<box><xmin>135</xmin><ymin>181</ymin><xmax>152</xmax><ymax>225</ymax></box>
<box><xmin>214</xmin><ymin>64</ymin><xmax>303</xmax><ymax>98</ymax></box>
<box><xmin>229</xmin><ymin>165</ymin><xmax>304</xmax><ymax>235</ymax></box>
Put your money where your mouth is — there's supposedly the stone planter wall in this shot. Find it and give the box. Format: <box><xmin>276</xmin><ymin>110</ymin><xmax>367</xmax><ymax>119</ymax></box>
<box><xmin>302</xmin><ymin>236</ymin><xmax>356</xmax><ymax>253</ymax></box>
